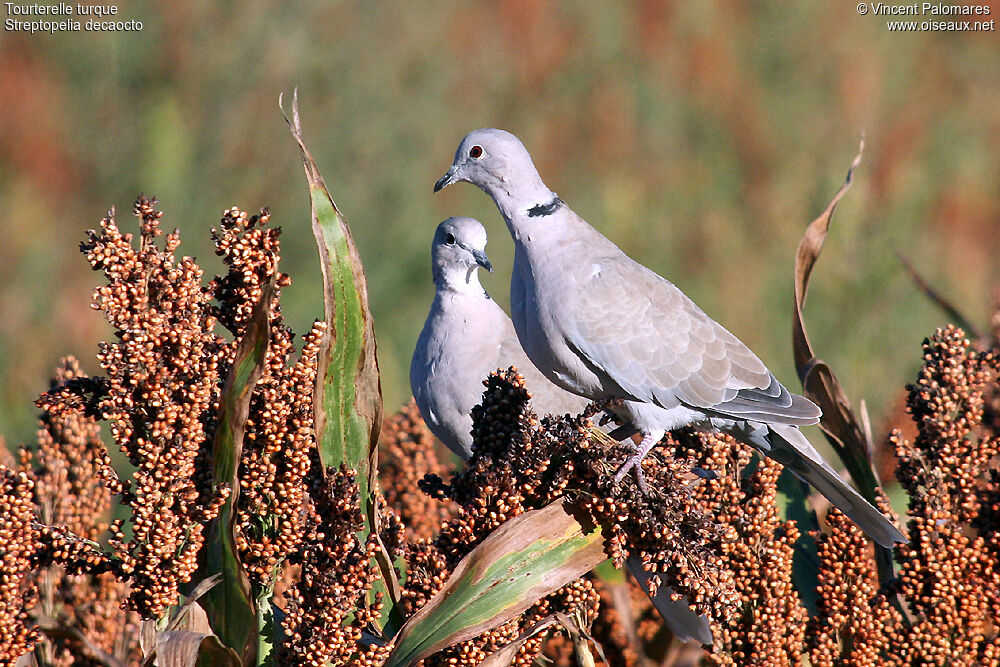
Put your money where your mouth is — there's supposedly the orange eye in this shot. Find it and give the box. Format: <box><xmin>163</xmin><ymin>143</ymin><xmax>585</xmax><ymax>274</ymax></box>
<box><xmin>469</xmin><ymin>145</ymin><xmax>483</xmax><ymax>159</ymax></box>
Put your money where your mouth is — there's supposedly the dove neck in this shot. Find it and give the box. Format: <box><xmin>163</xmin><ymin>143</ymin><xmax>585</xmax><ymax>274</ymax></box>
<box><xmin>485</xmin><ymin>172</ymin><xmax>557</xmax><ymax>224</ymax></box>
<box><xmin>433</xmin><ymin>263</ymin><xmax>484</xmax><ymax>294</ymax></box>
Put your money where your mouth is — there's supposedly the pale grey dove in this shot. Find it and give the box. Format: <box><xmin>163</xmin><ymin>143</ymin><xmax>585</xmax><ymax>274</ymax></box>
<box><xmin>434</xmin><ymin>129</ymin><xmax>905</xmax><ymax>548</ymax></box>
<box><xmin>410</xmin><ymin>216</ymin><xmax>591</xmax><ymax>459</ymax></box>
<box><xmin>410</xmin><ymin>216</ymin><xmax>714</xmax><ymax>644</ymax></box>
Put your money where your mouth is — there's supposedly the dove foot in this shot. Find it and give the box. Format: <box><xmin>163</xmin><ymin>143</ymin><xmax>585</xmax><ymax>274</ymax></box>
<box><xmin>612</xmin><ymin>432</ymin><xmax>661</xmax><ymax>494</ymax></box>
<box><xmin>613</xmin><ymin>453</ymin><xmax>649</xmax><ymax>493</ymax></box>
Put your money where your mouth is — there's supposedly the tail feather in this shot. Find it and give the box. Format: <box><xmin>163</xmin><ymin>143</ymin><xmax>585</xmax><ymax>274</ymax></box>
<box><xmin>765</xmin><ymin>424</ymin><xmax>906</xmax><ymax>548</ymax></box>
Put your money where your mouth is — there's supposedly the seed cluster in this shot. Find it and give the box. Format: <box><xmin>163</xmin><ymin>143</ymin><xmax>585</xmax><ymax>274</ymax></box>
<box><xmin>809</xmin><ymin>506</ymin><xmax>897</xmax><ymax>667</ymax></box>
<box><xmin>208</xmin><ymin>205</ymin><xmax>324</xmax><ymax>594</ymax></box>
<box><xmin>277</xmin><ymin>465</ymin><xmax>392</xmax><ymax>667</ymax></box>
<box><xmin>668</xmin><ymin>430</ymin><xmax>808</xmax><ymax>666</ymax></box>
<box><xmin>804</xmin><ymin>325</ymin><xmax>1000</xmax><ymax>667</ymax></box>
<box><xmin>26</xmin><ymin>358</ymin><xmax>139</xmax><ymax>667</ymax></box>
<box><xmin>379</xmin><ymin>400</ymin><xmax>459</xmax><ymax>544</ymax></box>
<box><xmin>887</xmin><ymin>326</ymin><xmax>1000</xmax><ymax>665</ymax></box>
<box><xmin>26</xmin><ymin>197</ymin><xmax>353</xmax><ymax>631</ymax></box>
<box><xmin>406</xmin><ymin>369</ymin><xmax>733</xmax><ymax>665</ymax></box>
<box><xmin>210</xmin><ymin>205</ymin><xmax>288</xmax><ymax>334</ymax></box>
<box><xmin>233</xmin><ymin>299</ymin><xmax>325</xmax><ymax>592</ymax></box>
<box><xmin>29</xmin><ymin>360</ymin><xmax>116</xmax><ymax>575</ymax></box>
<box><xmin>0</xmin><ymin>466</ymin><xmax>40</xmax><ymax>665</ymax></box>
<box><xmin>235</xmin><ymin>318</ymin><xmax>323</xmax><ymax>588</ymax></box>
<box><xmin>58</xmin><ymin>197</ymin><xmax>391</xmax><ymax>662</ymax></box>
<box><xmin>72</xmin><ymin>197</ymin><xmax>231</xmax><ymax>618</ymax></box>
<box><xmin>29</xmin><ymin>358</ymin><xmax>110</xmax><ymax>540</ymax></box>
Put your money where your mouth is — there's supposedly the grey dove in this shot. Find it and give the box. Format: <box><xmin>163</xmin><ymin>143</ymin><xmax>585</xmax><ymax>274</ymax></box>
<box><xmin>434</xmin><ymin>129</ymin><xmax>905</xmax><ymax>548</ymax></box>
<box><xmin>409</xmin><ymin>216</ymin><xmax>592</xmax><ymax>459</ymax></box>
<box><xmin>410</xmin><ymin>217</ymin><xmax>714</xmax><ymax>644</ymax></box>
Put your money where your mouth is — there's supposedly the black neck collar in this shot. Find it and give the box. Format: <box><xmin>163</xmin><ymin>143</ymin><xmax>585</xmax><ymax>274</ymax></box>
<box><xmin>526</xmin><ymin>195</ymin><xmax>564</xmax><ymax>218</ymax></box>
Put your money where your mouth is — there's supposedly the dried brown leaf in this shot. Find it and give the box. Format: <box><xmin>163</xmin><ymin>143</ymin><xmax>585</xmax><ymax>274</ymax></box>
<box><xmin>140</xmin><ymin>631</ymin><xmax>242</xmax><ymax>667</ymax></box>
<box><xmin>478</xmin><ymin>616</ymin><xmax>558</xmax><ymax>667</ymax></box>
<box><xmin>792</xmin><ymin>141</ymin><xmax>878</xmax><ymax>489</ymax></box>
<box><xmin>791</xmin><ymin>139</ymin><xmax>898</xmax><ymax>581</ymax></box>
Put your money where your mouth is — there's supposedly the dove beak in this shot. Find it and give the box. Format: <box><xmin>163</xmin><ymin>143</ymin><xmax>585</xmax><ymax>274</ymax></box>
<box><xmin>434</xmin><ymin>166</ymin><xmax>459</xmax><ymax>193</ymax></box>
<box><xmin>471</xmin><ymin>248</ymin><xmax>493</xmax><ymax>273</ymax></box>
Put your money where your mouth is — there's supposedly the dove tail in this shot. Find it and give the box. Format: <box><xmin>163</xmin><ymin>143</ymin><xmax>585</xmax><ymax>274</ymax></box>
<box><xmin>764</xmin><ymin>424</ymin><xmax>906</xmax><ymax>548</ymax></box>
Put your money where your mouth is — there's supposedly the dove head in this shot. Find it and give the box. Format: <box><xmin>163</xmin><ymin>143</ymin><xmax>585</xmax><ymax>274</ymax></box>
<box><xmin>431</xmin><ymin>217</ymin><xmax>493</xmax><ymax>290</ymax></box>
<box><xmin>434</xmin><ymin>129</ymin><xmax>557</xmax><ymax>222</ymax></box>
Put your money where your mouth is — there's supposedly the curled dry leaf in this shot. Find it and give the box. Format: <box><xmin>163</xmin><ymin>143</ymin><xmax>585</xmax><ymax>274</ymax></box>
<box><xmin>140</xmin><ymin>632</ymin><xmax>242</xmax><ymax>667</ymax></box>
<box><xmin>790</xmin><ymin>139</ymin><xmax>897</xmax><ymax>582</ymax></box>
<box><xmin>792</xmin><ymin>140</ymin><xmax>873</xmax><ymax>488</ymax></box>
<box><xmin>895</xmin><ymin>249</ymin><xmax>981</xmax><ymax>339</ymax></box>
<box><xmin>477</xmin><ymin>616</ymin><xmax>559</xmax><ymax>667</ymax></box>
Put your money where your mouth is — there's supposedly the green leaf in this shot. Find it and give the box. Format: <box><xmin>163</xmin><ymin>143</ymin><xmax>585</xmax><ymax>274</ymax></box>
<box><xmin>203</xmin><ymin>278</ymin><xmax>274</xmax><ymax>663</ymax></box>
<box><xmin>255</xmin><ymin>588</ymin><xmax>277</xmax><ymax>667</ymax></box>
<box><xmin>592</xmin><ymin>558</ymin><xmax>625</xmax><ymax>585</ymax></box>
<box><xmin>384</xmin><ymin>499</ymin><xmax>607</xmax><ymax>667</ymax></box>
<box><xmin>280</xmin><ymin>91</ymin><xmax>401</xmax><ymax>629</ymax></box>
<box><xmin>282</xmin><ymin>92</ymin><xmax>382</xmax><ymax>500</ymax></box>
<box><xmin>777</xmin><ymin>469</ymin><xmax>820</xmax><ymax>616</ymax></box>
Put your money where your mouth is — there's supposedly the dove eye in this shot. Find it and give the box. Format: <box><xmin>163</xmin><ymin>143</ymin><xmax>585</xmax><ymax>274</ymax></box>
<box><xmin>469</xmin><ymin>145</ymin><xmax>483</xmax><ymax>159</ymax></box>
<box><xmin>445</xmin><ymin>233</ymin><xmax>456</xmax><ymax>245</ymax></box>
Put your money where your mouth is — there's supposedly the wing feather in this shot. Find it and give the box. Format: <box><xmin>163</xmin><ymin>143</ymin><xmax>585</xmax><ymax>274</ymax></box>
<box><xmin>567</xmin><ymin>255</ymin><xmax>820</xmax><ymax>424</ymax></box>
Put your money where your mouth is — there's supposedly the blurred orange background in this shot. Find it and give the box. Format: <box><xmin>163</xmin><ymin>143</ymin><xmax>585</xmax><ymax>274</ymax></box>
<box><xmin>2</xmin><ymin>1</ymin><xmax>998</xmax><ymax>451</ymax></box>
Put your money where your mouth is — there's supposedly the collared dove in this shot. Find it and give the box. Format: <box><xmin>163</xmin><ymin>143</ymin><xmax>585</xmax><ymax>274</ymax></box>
<box><xmin>410</xmin><ymin>216</ymin><xmax>714</xmax><ymax>644</ymax></box>
<box><xmin>410</xmin><ymin>216</ymin><xmax>592</xmax><ymax>459</ymax></box>
<box><xmin>434</xmin><ymin>129</ymin><xmax>905</xmax><ymax>548</ymax></box>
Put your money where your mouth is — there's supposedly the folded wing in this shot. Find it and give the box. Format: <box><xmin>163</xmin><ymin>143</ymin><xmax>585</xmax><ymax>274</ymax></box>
<box><xmin>566</xmin><ymin>255</ymin><xmax>820</xmax><ymax>425</ymax></box>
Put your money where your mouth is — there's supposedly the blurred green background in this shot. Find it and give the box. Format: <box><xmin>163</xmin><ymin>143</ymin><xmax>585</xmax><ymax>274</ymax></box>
<box><xmin>2</xmin><ymin>1</ymin><xmax>998</xmax><ymax>451</ymax></box>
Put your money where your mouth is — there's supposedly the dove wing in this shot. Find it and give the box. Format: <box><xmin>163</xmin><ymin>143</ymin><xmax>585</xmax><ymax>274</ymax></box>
<box><xmin>564</xmin><ymin>255</ymin><xmax>820</xmax><ymax>425</ymax></box>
